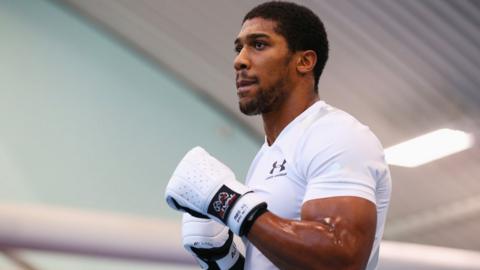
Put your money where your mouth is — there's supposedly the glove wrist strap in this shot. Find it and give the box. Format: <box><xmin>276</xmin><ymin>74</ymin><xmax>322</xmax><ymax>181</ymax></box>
<box><xmin>241</xmin><ymin>206</ymin><xmax>268</xmax><ymax>237</ymax></box>
<box><xmin>226</xmin><ymin>192</ymin><xmax>268</xmax><ymax>236</ymax></box>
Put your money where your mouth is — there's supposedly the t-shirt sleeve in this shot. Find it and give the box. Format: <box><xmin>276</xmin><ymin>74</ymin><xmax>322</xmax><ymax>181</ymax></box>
<box><xmin>298</xmin><ymin>117</ymin><xmax>386</xmax><ymax>205</ymax></box>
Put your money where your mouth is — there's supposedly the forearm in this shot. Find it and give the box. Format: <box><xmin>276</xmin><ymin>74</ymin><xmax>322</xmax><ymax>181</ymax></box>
<box><xmin>247</xmin><ymin>211</ymin><xmax>364</xmax><ymax>270</ymax></box>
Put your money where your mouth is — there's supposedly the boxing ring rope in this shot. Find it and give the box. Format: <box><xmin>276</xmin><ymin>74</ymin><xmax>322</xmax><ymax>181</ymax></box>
<box><xmin>0</xmin><ymin>203</ymin><xmax>194</xmax><ymax>265</ymax></box>
<box><xmin>1</xmin><ymin>202</ymin><xmax>480</xmax><ymax>269</ymax></box>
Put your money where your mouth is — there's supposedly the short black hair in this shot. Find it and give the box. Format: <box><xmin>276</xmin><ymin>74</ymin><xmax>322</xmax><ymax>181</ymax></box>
<box><xmin>243</xmin><ymin>1</ymin><xmax>329</xmax><ymax>92</ymax></box>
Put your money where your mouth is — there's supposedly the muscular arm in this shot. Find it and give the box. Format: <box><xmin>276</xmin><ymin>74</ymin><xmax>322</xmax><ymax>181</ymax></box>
<box><xmin>247</xmin><ymin>196</ymin><xmax>377</xmax><ymax>270</ymax></box>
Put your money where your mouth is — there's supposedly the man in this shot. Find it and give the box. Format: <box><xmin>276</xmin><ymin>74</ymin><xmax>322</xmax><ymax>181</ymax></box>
<box><xmin>166</xmin><ymin>2</ymin><xmax>391</xmax><ymax>270</ymax></box>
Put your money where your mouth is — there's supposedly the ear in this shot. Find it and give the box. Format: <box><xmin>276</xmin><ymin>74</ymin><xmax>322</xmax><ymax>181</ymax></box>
<box><xmin>296</xmin><ymin>50</ymin><xmax>317</xmax><ymax>75</ymax></box>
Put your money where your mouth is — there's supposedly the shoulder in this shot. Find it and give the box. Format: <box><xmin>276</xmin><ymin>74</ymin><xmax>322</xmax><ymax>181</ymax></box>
<box><xmin>299</xmin><ymin>107</ymin><xmax>384</xmax><ymax>163</ymax></box>
<box><xmin>291</xmin><ymin>105</ymin><xmax>387</xmax><ymax>184</ymax></box>
<box><xmin>295</xmin><ymin>106</ymin><xmax>390</xmax><ymax>204</ymax></box>
<box><xmin>273</xmin><ymin>102</ymin><xmax>386</xmax><ymax>176</ymax></box>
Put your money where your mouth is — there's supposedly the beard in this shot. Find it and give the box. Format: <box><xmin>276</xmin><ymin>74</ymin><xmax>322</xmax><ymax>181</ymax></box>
<box><xmin>239</xmin><ymin>78</ymin><xmax>288</xmax><ymax>116</ymax></box>
<box><xmin>238</xmin><ymin>53</ymin><xmax>293</xmax><ymax>116</ymax></box>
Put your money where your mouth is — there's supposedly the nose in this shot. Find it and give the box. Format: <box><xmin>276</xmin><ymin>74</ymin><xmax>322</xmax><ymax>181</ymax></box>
<box><xmin>234</xmin><ymin>48</ymin><xmax>250</xmax><ymax>71</ymax></box>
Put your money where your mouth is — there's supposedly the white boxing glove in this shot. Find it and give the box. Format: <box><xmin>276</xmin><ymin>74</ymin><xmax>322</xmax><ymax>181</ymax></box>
<box><xmin>182</xmin><ymin>213</ymin><xmax>244</xmax><ymax>270</ymax></box>
<box><xmin>165</xmin><ymin>146</ymin><xmax>267</xmax><ymax>236</ymax></box>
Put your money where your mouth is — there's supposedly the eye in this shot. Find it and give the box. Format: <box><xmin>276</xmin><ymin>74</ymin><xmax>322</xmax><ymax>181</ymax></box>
<box><xmin>254</xmin><ymin>41</ymin><xmax>266</xmax><ymax>50</ymax></box>
<box><xmin>234</xmin><ymin>44</ymin><xmax>243</xmax><ymax>54</ymax></box>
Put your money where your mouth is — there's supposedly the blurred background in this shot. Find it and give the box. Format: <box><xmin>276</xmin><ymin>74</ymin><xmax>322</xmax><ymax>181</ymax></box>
<box><xmin>0</xmin><ymin>0</ymin><xmax>479</xmax><ymax>269</ymax></box>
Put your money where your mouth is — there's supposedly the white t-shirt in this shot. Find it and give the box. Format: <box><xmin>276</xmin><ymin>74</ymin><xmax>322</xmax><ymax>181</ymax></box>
<box><xmin>243</xmin><ymin>101</ymin><xmax>391</xmax><ymax>270</ymax></box>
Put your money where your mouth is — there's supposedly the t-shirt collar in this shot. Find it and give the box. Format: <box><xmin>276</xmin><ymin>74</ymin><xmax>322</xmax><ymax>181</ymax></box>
<box><xmin>264</xmin><ymin>100</ymin><xmax>326</xmax><ymax>148</ymax></box>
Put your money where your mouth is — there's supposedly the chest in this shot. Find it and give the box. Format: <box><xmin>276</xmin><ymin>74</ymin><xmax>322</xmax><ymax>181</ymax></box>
<box><xmin>246</xmin><ymin>148</ymin><xmax>306</xmax><ymax>219</ymax></box>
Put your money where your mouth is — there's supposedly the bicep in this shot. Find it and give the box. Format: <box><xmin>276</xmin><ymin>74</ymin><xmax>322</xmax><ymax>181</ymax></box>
<box><xmin>301</xmin><ymin>196</ymin><xmax>377</xmax><ymax>266</ymax></box>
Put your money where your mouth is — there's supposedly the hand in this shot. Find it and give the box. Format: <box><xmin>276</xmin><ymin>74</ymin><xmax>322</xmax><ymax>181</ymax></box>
<box><xmin>182</xmin><ymin>213</ymin><xmax>244</xmax><ymax>270</ymax></box>
<box><xmin>165</xmin><ymin>146</ymin><xmax>267</xmax><ymax>236</ymax></box>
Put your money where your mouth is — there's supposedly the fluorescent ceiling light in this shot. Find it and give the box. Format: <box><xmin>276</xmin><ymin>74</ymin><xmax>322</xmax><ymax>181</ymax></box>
<box><xmin>385</xmin><ymin>128</ymin><xmax>474</xmax><ymax>167</ymax></box>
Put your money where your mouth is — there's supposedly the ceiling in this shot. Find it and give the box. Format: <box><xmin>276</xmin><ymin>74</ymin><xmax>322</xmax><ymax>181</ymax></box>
<box><xmin>58</xmin><ymin>0</ymin><xmax>480</xmax><ymax>251</ymax></box>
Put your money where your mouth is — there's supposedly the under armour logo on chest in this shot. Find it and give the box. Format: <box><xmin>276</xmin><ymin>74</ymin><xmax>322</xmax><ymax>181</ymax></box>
<box><xmin>270</xmin><ymin>159</ymin><xmax>287</xmax><ymax>174</ymax></box>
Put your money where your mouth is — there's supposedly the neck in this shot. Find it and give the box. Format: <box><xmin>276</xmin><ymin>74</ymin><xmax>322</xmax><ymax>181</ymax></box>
<box><xmin>262</xmin><ymin>86</ymin><xmax>319</xmax><ymax>146</ymax></box>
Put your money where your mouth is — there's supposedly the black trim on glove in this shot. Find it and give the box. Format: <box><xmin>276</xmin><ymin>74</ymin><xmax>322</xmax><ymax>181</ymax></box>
<box><xmin>230</xmin><ymin>254</ymin><xmax>245</xmax><ymax>270</ymax></box>
<box><xmin>196</xmin><ymin>257</ymin><xmax>221</xmax><ymax>270</ymax></box>
<box><xmin>171</xmin><ymin>198</ymin><xmax>209</xmax><ymax>219</ymax></box>
<box><xmin>240</xmin><ymin>206</ymin><xmax>268</xmax><ymax>237</ymax></box>
<box><xmin>190</xmin><ymin>229</ymin><xmax>245</xmax><ymax>270</ymax></box>
<box><xmin>190</xmin><ymin>230</ymin><xmax>234</xmax><ymax>261</ymax></box>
